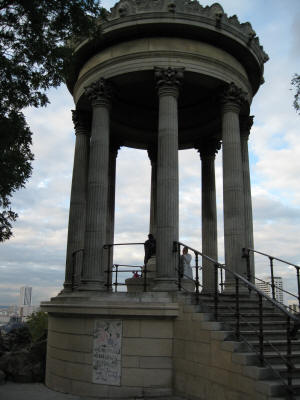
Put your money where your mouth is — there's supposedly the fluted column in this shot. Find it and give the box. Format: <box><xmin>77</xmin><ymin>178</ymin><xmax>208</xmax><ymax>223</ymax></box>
<box><xmin>221</xmin><ymin>83</ymin><xmax>248</xmax><ymax>286</ymax></box>
<box><xmin>105</xmin><ymin>143</ymin><xmax>119</xmax><ymax>289</ymax></box>
<box><xmin>148</xmin><ymin>147</ymin><xmax>157</xmax><ymax>236</ymax></box>
<box><xmin>80</xmin><ymin>78</ymin><xmax>112</xmax><ymax>291</ymax></box>
<box><xmin>240</xmin><ymin>115</ymin><xmax>255</xmax><ymax>282</ymax></box>
<box><xmin>197</xmin><ymin>139</ymin><xmax>220</xmax><ymax>293</ymax></box>
<box><xmin>63</xmin><ymin>110</ymin><xmax>90</xmax><ymax>291</ymax></box>
<box><xmin>154</xmin><ymin>67</ymin><xmax>184</xmax><ymax>291</ymax></box>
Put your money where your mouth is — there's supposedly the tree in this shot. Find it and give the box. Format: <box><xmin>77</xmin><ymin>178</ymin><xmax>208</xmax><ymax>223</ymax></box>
<box><xmin>26</xmin><ymin>311</ymin><xmax>48</xmax><ymax>342</ymax></box>
<box><xmin>0</xmin><ymin>0</ymin><xmax>103</xmax><ymax>241</ymax></box>
<box><xmin>291</xmin><ymin>74</ymin><xmax>300</xmax><ymax>114</ymax></box>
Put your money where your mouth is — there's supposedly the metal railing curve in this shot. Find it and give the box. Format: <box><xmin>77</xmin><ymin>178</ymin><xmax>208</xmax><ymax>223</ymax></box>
<box><xmin>175</xmin><ymin>241</ymin><xmax>300</xmax><ymax>398</ymax></box>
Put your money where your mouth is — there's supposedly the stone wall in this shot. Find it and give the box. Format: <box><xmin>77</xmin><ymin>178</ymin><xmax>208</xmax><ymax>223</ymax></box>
<box><xmin>173</xmin><ymin>304</ymin><xmax>272</xmax><ymax>400</ymax></box>
<box><xmin>44</xmin><ymin>298</ymin><xmax>177</xmax><ymax>398</ymax></box>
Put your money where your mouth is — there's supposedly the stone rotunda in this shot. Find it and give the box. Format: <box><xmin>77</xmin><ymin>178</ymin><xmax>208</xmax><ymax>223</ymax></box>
<box><xmin>42</xmin><ymin>1</ymin><xmax>269</xmax><ymax>398</ymax></box>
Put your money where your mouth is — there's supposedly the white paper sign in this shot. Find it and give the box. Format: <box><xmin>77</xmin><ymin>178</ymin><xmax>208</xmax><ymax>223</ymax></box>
<box><xmin>93</xmin><ymin>319</ymin><xmax>122</xmax><ymax>386</ymax></box>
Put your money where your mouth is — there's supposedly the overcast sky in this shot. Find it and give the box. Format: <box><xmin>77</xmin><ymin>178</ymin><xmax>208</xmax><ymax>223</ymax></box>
<box><xmin>0</xmin><ymin>0</ymin><xmax>299</xmax><ymax>306</ymax></box>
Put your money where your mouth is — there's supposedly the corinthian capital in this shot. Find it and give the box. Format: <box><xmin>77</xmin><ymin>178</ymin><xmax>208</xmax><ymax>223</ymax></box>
<box><xmin>71</xmin><ymin>110</ymin><xmax>89</xmax><ymax>135</ymax></box>
<box><xmin>240</xmin><ymin>115</ymin><xmax>254</xmax><ymax>139</ymax></box>
<box><xmin>196</xmin><ymin>138</ymin><xmax>221</xmax><ymax>160</ymax></box>
<box><xmin>221</xmin><ymin>82</ymin><xmax>247</xmax><ymax>113</ymax></box>
<box><xmin>154</xmin><ymin>67</ymin><xmax>184</xmax><ymax>97</ymax></box>
<box><xmin>84</xmin><ymin>78</ymin><xmax>112</xmax><ymax>107</ymax></box>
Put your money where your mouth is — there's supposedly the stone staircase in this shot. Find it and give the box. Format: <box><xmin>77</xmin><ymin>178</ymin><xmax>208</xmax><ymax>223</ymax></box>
<box><xmin>183</xmin><ymin>292</ymin><xmax>300</xmax><ymax>399</ymax></box>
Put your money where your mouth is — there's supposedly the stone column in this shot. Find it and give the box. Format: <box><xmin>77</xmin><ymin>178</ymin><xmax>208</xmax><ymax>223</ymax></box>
<box><xmin>105</xmin><ymin>143</ymin><xmax>119</xmax><ymax>289</ymax></box>
<box><xmin>221</xmin><ymin>83</ymin><xmax>248</xmax><ymax>286</ymax></box>
<box><xmin>197</xmin><ymin>139</ymin><xmax>220</xmax><ymax>293</ymax></box>
<box><xmin>63</xmin><ymin>110</ymin><xmax>90</xmax><ymax>292</ymax></box>
<box><xmin>153</xmin><ymin>67</ymin><xmax>184</xmax><ymax>291</ymax></box>
<box><xmin>148</xmin><ymin>147</ymin><xmax>157</xmax><ymax>236</ymax></box>
<box><xmin>240</xmin><ymin>115</ymin><xmax>255</xmax><ymax>282</ymax></box>
<box><xmin>80</xmin><ymin>78</ymin><xmax>112</xmax><ymax>291</ymax></box>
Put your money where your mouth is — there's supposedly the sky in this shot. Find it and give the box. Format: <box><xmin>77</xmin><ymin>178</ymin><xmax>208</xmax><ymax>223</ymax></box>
<box><xmin>0</xmin><ymin>0</ymin><xmax>299</xmax><ymax>306</ymax></box>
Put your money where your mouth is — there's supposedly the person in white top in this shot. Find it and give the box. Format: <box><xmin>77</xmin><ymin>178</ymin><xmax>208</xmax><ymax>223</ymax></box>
<box><xmin>181</xmin><ymin>246</ymin><xmax>193</xmax><ymax>280</ymax></box>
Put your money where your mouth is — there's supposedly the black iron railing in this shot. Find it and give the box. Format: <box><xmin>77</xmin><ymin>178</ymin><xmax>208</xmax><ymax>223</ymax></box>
<box><xmin>109</xmin><ymin>264</ymin><xmax>146</xmax><ymax>292</ymax></box>
<box><xmin>103</xmin><ymin>242</ymin><xmax>145</xmax><ymax>291</ymax></box>
<box><xmin>174</xmin><ymin>241</ymin><xmax>300</xmax><ymax>398</ymax></box>
<box><xmin>243</xmin><ymin>247</ymin><xmax>300</xmax><ymax>311</ymax></box>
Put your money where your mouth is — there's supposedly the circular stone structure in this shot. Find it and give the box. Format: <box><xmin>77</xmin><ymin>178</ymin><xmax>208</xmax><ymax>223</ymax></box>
<box><xmin>42</xmin><ymin>1</ymin><xmax>268</xmax><ymax>398</ymax></box>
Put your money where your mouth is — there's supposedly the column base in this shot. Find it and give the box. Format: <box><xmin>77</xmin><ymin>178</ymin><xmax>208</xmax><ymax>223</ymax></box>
<box><xmin>78</xmin><ymin>279</ymin><xmax>107</xmax><ymax>291</ymax></box>
<box><xmin>152</xmin><ymin>278</ymin><xmax>178</xmax><ymax>292</ymax></box>
<box><xmin>61</xmin><ymin>283</ymin><xmax>73</xmax><ymax>293</ymax></box>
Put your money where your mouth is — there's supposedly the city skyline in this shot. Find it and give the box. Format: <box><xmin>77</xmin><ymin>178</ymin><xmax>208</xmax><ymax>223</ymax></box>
<box><xmin>0</xmin><ymin>0</ymin><xmax>299</xmax><ymax>305</ymax></box>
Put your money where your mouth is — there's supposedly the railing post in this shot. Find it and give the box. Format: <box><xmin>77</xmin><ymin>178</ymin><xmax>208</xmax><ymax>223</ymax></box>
<box><xmin>106</xmin><ymin>245</ymin><xmax>112</xmax><ymax>292</ymax></box>
<box><xmin>114</xmin><ymin>264</ymin><xmax>119</xmax><ymax>293</ymax></box>
<box><xmin>235</xmin><ymin>277</ymin><xmax>240</xmax><ymax>340</ymax></box>
<box><xmin>243</xmin><ymin>247</ymin><xmax>251</xmax><ymax>292</ymax></box>
<box><xmin>220</xmin><ymin>268</ymin><xmax>224</xmax><ymax>293</ymax></box>
<box><xmin>195</xmin><ymin>253</ymin><xmax>199</xmax><ymax>296</ymax></box>
<box><xmin>258</xmin><ymin>294</ymin><xmax>264</xmax><ymax>366</ymax></box>
<box><xmin>286</xmin><ymin>316</ymin><xmax>293</xmax><ymax>391</ymax></box>
<box><xmin>297</xmin><ymin>267</ymin><xmax>300</xmax><ymax>311</ymax></box>
<box><xmin>269</xmin><ymin>257</ymin><xmax>276</xmax><ymax>300</ymax></box>
<box><xmin>177</xmin><ymin>242</ymin><xmax>182</xmax><ymax>291</ymax></box>
<box><xmin>214</xmin><ymin>263</ymin><xmax>219</xmax><ymax>320</ymax></box>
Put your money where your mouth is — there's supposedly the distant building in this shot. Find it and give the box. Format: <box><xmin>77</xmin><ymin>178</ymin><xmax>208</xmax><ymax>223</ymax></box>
<box><xmin>287</xmin><ymin>300</ymin><xmax>299</xmax><ymax>314</ymax></box>
<box><xmin>256</xmin><ymin>277</ymin><xmax>284</xmax><ymax>304</ymax></box>
<box><xmin>19</xmin><ymin>286</ymin><xmax>32</xmax><ymax>307</ymax></box>
<box><xmin>8</xmin><ymin>304</ymin><xmax>18</xmax><ymax>314</ymax></box>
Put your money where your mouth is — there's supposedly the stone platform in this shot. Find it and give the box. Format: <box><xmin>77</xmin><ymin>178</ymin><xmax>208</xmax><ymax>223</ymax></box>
<box><xmin>41</xmin><ymin>292</ymin><xmax>179</xmax><ymax>399</ymax></box>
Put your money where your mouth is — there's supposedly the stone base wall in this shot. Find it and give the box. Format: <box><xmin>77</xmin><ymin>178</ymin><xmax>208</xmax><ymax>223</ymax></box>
<box><xmin>43</xmin><ymin>295</ymin><xmax>177</xmax><ymax>398</ymax></box>
<box><xmin>174</xmin><ymin>304</ymin><xmax>270</xmax><ymax>400</ymax></box>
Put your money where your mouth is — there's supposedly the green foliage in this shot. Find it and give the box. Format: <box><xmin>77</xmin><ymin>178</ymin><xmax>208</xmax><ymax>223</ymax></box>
<box><xmin>0</xmin><ymin>111</ymin><xmax>33</xmax><ymax>241</ymax></box>
<box><xmin>0</xmin><ymin>0</ymin><xmax>103</xmax><ymax>241</ymax></box>
<box><xmin>291</xmin><ymin>74</ymin><xmax>300</xmax><ymax>114</ymax></box>
<box><xmin>26</xmin><ymin>311</ymin><xmax>48</xmax><ymax>343</ymax></box>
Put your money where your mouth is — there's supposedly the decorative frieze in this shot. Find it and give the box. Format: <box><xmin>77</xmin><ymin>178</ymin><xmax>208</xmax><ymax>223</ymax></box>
<box><xmin>107</xmin><ymin>0</ymin><xmax>268</xmax><ymax>64</ymax></box>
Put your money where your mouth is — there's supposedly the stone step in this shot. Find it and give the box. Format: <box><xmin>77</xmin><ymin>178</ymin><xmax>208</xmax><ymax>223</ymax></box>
<box><xmin>216</xmin><ymin>312</ymin><xmax>287</xmax><ymax>322</ymax></box>
<box><xmin>237</xmin><ymin>329</ymin><xmax>291</xmax><ymax>341</ymax></box>
<box><xmin>271</xmin><ymin>363</ymin><xmax>300</xmax><ymax>379</ymax></box>
<box><xmin>225</xmin><ymin>320</ymin><xmax>291</xmax><ymax>331</ymax></box>
<box><xmin>263</xmin><ymin>351</ymin><xmax>300</xmax><ymax>366</ymax></box>
<box><xmin>246</xmin><ymin>339</ymin><xmax>300</xmax><ymax>353</ymax></box>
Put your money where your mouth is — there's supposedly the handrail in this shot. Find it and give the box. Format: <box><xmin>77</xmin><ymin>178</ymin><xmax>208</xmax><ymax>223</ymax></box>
<box><xmin>245</xmin><ymin>248</ymin><xmax>300</xmax><ymax>270</ymax></box>
<box><xmin>106</xmin><ymin>263</ymin><xmax>146</xmax><ymax>292</ymax></box>
<box><xmin>103</xmin><ymin>242</ymin><xmax>145</xmax><ymax>291</ymax></box>
<box><xmin>175</xmin><ymin>241</ymin><xmax>300</xmax><ymax>398</ymax></box>
<box><xmin>255</xmin><ymin>276</ymin><xmax>299</xmax><ymax>303</ymax></box>
<box><xmin>103</xmin><ymin>242</ymin><xmax>144</xmax><ymax>249</ymax></box>
<box><xmin>176</xmin><ymin>241</ymin><xmax>299</xmax><ymax>323</ymax></box>
<box><xmin>244</xmin><ymin>247</ymin><xmax>300</xmax><ymax>310</ymax></box>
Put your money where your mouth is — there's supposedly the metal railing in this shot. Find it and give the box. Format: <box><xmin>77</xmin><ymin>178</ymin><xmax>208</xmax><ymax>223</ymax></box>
<box><xmin>109</xmin><ymin>264</ymin><xmax>148</xmax><ymax>292</ymax></box>
<box><xmin>243</xmin><ymin>248</ymin><xmax>300</xmax><ymax>310</ymax></box>
<box><xmin>103</xmin><ymin>242</ymin><xmax>145</xmax><ymax>291</ymax></box>
<box><xmin>175</xmin><ymin>241</ymin><xmax>300</xmax><ymax>399</ymax></box>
